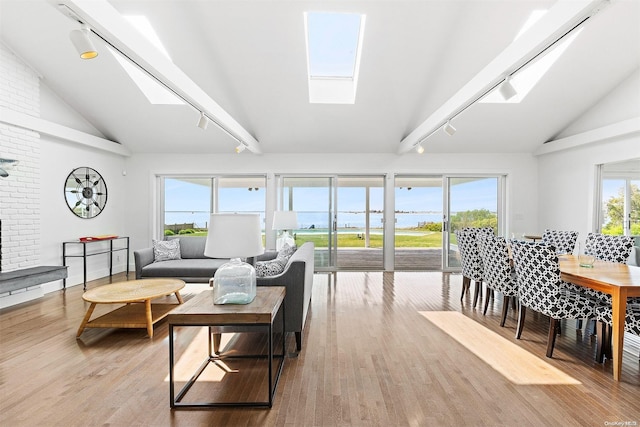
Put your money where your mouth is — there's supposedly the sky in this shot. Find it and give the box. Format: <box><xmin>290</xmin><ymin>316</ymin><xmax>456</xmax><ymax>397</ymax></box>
<box><xmin>164</xmin><ymin>177</ymin><xmax>498</xmax><ymax>215</ymax></box>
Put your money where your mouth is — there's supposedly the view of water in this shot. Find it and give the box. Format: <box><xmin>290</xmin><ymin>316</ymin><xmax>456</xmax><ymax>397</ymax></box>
<box><xmin>165</xmin><ymin>211</ymin><xmax>444</xmax><ymax>230</ymax></box>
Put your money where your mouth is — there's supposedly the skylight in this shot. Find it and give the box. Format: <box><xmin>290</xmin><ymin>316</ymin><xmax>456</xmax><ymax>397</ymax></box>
<box><xmin>304</xmin><ymin>12</ymin><xmax>366</xmax><ymax>104</ymax></box>
<box><xmin>110</xmin><ymin>15</ymin><xmax>183</xmax><ymax>105</ymax></box>
<box><xmin>480</xmin><ymin>10</ymin><xmax>581</xmax><ymax>104</ymax></box>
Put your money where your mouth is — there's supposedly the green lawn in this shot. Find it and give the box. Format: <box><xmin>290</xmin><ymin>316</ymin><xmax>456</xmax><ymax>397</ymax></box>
<box><xmin>168</xmin><ymin>230</ymin><xmax>456</xmax><ymax>248</ymax></box>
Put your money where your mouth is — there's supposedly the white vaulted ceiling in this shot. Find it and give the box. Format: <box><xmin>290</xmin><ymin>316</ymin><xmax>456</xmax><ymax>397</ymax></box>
<box><xmin>0</xmin><ymin>0</ymin><xmax>638</xmax><ymax>155</ymax></box>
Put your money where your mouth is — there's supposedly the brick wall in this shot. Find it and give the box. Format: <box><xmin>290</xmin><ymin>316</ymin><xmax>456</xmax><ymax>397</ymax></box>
<box><xmin>0</xmin><ymin>42</ymin><xmax>42</xmax><ymax>303</ymax></box>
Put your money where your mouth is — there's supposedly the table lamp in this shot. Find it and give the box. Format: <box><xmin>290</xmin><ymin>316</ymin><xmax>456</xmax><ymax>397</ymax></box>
<box><xmin>204</xmin><ymin>213</ymin><xmax>264</xmax><ymax>304</ymax></box>
<box><xmin>272</xmin><ymin>211</ymin><xmax>297</xmax><ymax>251</ymax></box>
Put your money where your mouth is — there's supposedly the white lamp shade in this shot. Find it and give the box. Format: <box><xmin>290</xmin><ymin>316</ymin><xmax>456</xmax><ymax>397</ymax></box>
<box><xmin>272</xmin><ymin>211</ymin><xmax>298</xmax><ymax>230</ymax></box>
<box><xmin>204</xmin><ymin>213</ymin><xmax>264</xmax><ymax>258</ymax></box>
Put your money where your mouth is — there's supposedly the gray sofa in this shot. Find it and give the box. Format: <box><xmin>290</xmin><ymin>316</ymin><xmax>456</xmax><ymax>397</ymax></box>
<box><xmin>134</xmin><ymin>236</ymin><xmax>228</xmax><ymax>283</ymax></box>
<box><xmin>135</xmin><ymin>237</ymin><xmax>315</xmax><ymax>351</ymax></box>
<box><xmin>256</xmin><ymin>241</ymin><xmax>315</xmax><ymax>351</ymax></box>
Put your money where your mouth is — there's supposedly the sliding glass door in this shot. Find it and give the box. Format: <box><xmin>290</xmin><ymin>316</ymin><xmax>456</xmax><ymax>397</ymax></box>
<box><xmin>444</xmin><ymin>176</ymin><xmax>500</xmax><ymax>269</ymax></box>
<box><xmin>395</xmin><ymin>175</ymin><xmax>501</xmax><ymax>270</ymax></box>
<box><xmin>279</xmin><ymin>175</ymin><xmax>385</xmax><ymax>271</ymax></box>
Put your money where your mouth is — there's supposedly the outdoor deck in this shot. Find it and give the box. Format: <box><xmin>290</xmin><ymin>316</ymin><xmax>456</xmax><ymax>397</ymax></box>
<box><xmin>315</xmin><ymin>248</ymin><xmax>461</xmax><ymax>270</ymax></box>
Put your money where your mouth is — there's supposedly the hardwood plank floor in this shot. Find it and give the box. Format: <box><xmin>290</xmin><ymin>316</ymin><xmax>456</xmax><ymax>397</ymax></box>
<box><xmin>1</xmin><ymin>271</ymin><xmax>639</xmax><ymax>426</ymax></box>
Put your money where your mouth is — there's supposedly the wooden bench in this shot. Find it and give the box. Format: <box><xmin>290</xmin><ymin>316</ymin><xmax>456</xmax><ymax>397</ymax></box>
<box><xmin>0</xmin><ymin>266</ymin><xmax>68</xmax><ymax>293</ymax></box>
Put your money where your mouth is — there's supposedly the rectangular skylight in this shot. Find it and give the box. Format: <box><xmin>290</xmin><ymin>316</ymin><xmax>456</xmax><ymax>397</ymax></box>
<box><xmin>110</xmin><ymin>15</ymin><xmax>183</xmax><ymax>105</ymax></box>
<box><xmin>304</xmin><ymin>12</ymin><xmax>366</xmax><ymax>104</ymax></box>
<box><xmin>480</xmin><ymin>10</ymin><xmax>581</xmax><ymax>104</ymax></box>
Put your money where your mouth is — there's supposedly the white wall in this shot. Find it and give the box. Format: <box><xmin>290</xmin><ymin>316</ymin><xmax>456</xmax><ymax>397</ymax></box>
<box><xmin>537</xmin><ymin>134</ymin><xmax>638</xmax><ymax>235</ymax></box>
<box><xmin>0</xmin><ymin>42</ymin><xmax>128</xmax><ymax>308</ymax></box>
<box><xmin>537</xmin><ymin>65</ymin><xmax>639</xmax><ymax>265</ymax></box>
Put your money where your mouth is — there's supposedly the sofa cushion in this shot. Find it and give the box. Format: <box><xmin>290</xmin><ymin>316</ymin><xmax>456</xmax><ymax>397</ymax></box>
<box><xmin>153</xmin><ymin>239</ymin><xmax>181</xmax><ymax>262</ymax></box>
<box><xmin>255</xmin><ymin>258</ymin><xmax>286</xmax><ymax>277</ymax></box>
<box><xmin>142</xmin><ymin>258</ymin><xmax>227</xmax><ymax>278</ymax></box>
<box><xmin>167</xmin><ymin>236</ymin><xmax>206</xmax><ymax>259</ymax></box>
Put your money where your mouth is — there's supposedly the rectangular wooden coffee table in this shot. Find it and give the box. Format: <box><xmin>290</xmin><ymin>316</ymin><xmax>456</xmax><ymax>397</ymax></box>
<box><xmin>168</xmin><ymin>286</ymin><xmax>285</xmax><ymax>408</ymax></box>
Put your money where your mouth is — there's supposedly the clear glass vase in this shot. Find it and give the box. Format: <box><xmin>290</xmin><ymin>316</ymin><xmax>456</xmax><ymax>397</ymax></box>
<box><xmin>212</xmin><ymin>258</ymin><xmax>256</xmax><ymax>304</ymax></box>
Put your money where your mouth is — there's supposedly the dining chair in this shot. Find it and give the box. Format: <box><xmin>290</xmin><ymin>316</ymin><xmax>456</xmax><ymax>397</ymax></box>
<box><xmin>541</xmin><ymin>229</ymin><xmax>579</xmax><ymax>255</ymax></box>
<box><xmin>454</xmin><ymin>227</ymin><xmax>493</xmax><ymax>308</ymax></box>
<box><xmin>478</xmin><ymin>234</ymin><xmax>518</xmax><ymax>327</ymax></box>
<box><xmin>511</xmin><ymin>240</ymin><xmax>598</xmax><ymax>357</ymax></box>
<box><xmin>573</xmin><ymin>234</ymin><xmax>635</xmax><ymax>304</ymax></box>
<box><xmin>594</xmin><ymin>304</ymin><xmax>640</xmax><ymax>363</ymax></box>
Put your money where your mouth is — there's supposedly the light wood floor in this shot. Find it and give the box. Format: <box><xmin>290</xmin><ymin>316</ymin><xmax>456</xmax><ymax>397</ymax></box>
<box><xmin>1</xmin><ymin>272</ymin><xmax>639</xmax><ymax>426</ymax></box>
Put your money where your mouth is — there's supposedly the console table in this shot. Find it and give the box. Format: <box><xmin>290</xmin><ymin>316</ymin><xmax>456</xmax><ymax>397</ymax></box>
<box><xmin>62</xmin><ymin>236</ymin><xmax>129</xmax><ymax>290</ymax></box>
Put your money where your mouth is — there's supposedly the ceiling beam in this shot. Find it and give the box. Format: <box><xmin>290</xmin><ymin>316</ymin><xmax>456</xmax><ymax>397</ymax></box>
<box><xmin>397</xmin><ymin>0</ymin><xmax>611</xmax><ymax>154</ymax></box>
<box><xmin>51</xmin><ymin>0</ymin><xmax>262</xmax><ymax>154</ymax></box>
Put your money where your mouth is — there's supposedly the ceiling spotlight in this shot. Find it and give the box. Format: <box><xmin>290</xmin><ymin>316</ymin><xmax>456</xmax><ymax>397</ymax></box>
<box><xmin>416</xmin><ymin>144</ymin><xmax>425</xmax><ymax>154</ymax></box>
<box><xmin>197</xmin><ymin>112</ymin><xmax>209</xmax><ymax>130</ymax></box>
<box><xmin>499</xmin><ymin>76</ymin><xmax>517</xmax><ymax>101</ymax></box>
<box><xmin>69</xmin><ymin>24</ymin><xmax>98</xmax><ymax>60</ymax></box>
<box><xmin>443</xmin><ymin>120</ymin><xmax>456</xmax><ymax>136</ymax></box>
<box><xmin>235</xmin><ymin>144</ymin><xmax>246</xmax><ymax>153</ymax></box>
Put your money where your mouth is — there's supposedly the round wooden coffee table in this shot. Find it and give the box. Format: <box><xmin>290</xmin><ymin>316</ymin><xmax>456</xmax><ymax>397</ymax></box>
<box><xmin>77</xmin><ymin>278</ymin><xmax>185</xmax><ymax>338</ymax></box>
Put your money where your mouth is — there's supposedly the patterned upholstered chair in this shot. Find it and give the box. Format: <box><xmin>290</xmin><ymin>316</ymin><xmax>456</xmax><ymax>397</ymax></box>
<box><xmin>594</xmin><ymin>304</ymin><xmax>640</xmax><ymax>363</ymax></box>
<box><xmin>511</xmin><ymin>241</ymin><xmax>598</xmax><ymax>358</ymax></box>
<box><xmin>454</xmin><ymin>227</ymin><xmax>493</xmax><ymax>308</ymax></box>
<box><xmin>541</xmin><ymin>229</ymin><xmax>578</xmax><ymax>255</ymax></box>
<box><xmin>478</xmin><ymin>234</ymin><xmax>518</xmax><ymax>327</ymax></box>
<box><xmin>572</xmin><ymin>234</ymin><xmax>635</xmax><ymax>304</ymax></box>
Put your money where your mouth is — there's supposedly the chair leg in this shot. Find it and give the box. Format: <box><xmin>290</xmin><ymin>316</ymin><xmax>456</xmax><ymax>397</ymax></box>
<box><xmin>576</xmin><ymin>319</ymin><xmax>583</xmax><ymax>330</ymax></box>
<box><xmin>516</xmin><ymin>305</ymin><xmax>526</xmax><ymax>339</ymax></box>
<box><xmin>595</xmin><ymin>320</ymin><xmax>606</xmax><ymax>363</ymax></box>
<box><xmin>473</xmin><ymin>280</ymin><xmax>482</xmax><ymax>308</ymax></box>
<box><xmin>546</xmin><ymin>318</ymin><xmax>559</xmax><ymax>358</ymax></box>
<box><xmin>500</xmin><ymin>295</ymin><xmax>510</xmax><ymax>327</ymax></box>
<box><xmin>461</xmin><ymin>276</ymin><xmax>470</xmax><ymax>300</ymax></box>
<box><xmin>295</xmin><ymin>332</ymin><xmax>302</xmax><ymax>352</ymax></box>
<box><xmin>483</xmin><ymin>287</ymin><xmax>491</xmax><ymax>315</ymax></box>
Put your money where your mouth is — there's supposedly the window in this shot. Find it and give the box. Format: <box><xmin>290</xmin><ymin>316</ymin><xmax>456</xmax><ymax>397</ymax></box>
<box><xmin>304</xmin><ymin>12</ymin><xmax>366</xmax><ymax>104</ymax></box>
<box><xmin>161</xmin><ymin>176</ymin><xmax>266</xmax><ymax>237</ymax></box>
<box><xmin>598</xmin><ymin>160</ymin><xmax>640</xmax><ymax>244</ymax></box>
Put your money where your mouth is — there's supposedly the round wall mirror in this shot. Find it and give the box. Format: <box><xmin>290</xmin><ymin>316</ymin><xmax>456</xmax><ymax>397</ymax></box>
<box><xmin>64</xmin><ymin>167</ymin><xmax>107</xmax><ymax>218</ymax></box>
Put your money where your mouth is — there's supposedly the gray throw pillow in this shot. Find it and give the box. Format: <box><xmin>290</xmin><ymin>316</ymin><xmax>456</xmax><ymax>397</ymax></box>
<box><xmin>255</xmin><ymin>258</ymin><xmax>286</xmax><ymax>277</ymax></box>
<box><xmin>153</xmin><ymin>239</ymin><xmax>181</xmax><ymax>262</ymax></box>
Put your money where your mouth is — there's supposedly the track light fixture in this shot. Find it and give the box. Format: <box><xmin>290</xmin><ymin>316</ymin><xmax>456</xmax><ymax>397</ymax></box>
<box><xmin>416</xmin><ymin>144</ymin><xmax>425</xmax><ymax>154</ymax></box>
<box><xmin>499</xmin><ymin>76</ymin><xmax>517</xmax><ymax>101</ymax></box>
<box><xmin>69</xmin><ymin>24</ymin><xmax>98</xmax><ymax>59</ymax></box>
<box><xmin>443</xmin><ymin>120</ymin><xmax>457</xmax><ymax>136</ymax></box>
<box><xmin>197</xmin><ymin>112</ymin><xmax>210</xmax><ymax>130</ymax></box>
<box><xmin>235</xmin><ymin>144</ymin><xmax>246</xmax><ymax>153</ymax></box>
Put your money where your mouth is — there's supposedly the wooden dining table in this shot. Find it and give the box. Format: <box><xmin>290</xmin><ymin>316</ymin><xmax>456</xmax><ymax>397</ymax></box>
<box><xmin>558</xmin><ymin>254</ymin><xmax>640</xmax><ymax>381</ymax></box>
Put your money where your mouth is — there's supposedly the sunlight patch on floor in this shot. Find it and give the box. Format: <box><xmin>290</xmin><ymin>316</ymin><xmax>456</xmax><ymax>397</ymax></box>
<box><xmin>164</xmin><ymin>328</ymin><xmax>235</xmax><ymax>382</ymax></box>
<box><xmin>419</xmin><ymin>311</ymin><xmax>581</xmax><ymax>385</ymax></box>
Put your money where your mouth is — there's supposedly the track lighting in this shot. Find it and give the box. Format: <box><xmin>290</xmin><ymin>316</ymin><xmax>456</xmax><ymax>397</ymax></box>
<box><xmin>499</xmin><ymin>76</ymin><xmax>517</xmax><ymax>101</ymax></box>
<box><xmin>69</xmin><ymin>24</ymin><xmax>98</xmax><ymax>60</ymax></box>
<box><xmin>416</xmin><ymin>144</ymin><xmax>425</xmax><ymax>154</ymax></box>
<box><xmin>443</xmin><ymin>120</ymin><xmax>456</xmax><ymax>136</ymax></box>
<box><xmin>235</xmin><ymin>144</ymin><xmax>246</xmax><ymax>153</ymax></box>
<box><xmin>197</xmin><ymin>112</ymin><xmax>209</xmax><ymax>130</ymax></box>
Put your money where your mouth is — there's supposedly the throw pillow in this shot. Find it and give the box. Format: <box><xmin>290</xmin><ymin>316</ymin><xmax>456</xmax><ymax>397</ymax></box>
<box><xmin>153</xmin><ymin>239</ymin><xmax>181</xmax><ymax>262</ymax></box>
<box><xmin>277</xmin><ymin>243</ymin><xmax>297</xmax><ymax>260</ymax></box>
<box><xmin>255</xmin><ymin>258</ymin><xmax>286</xmax><ymax>277</ymax></box>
